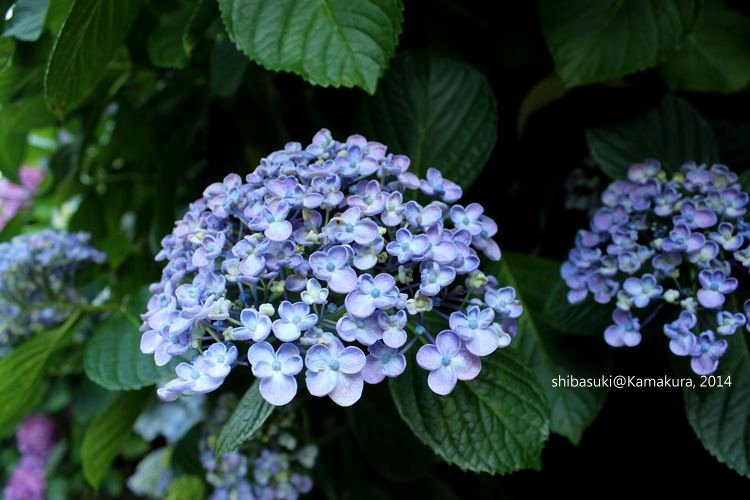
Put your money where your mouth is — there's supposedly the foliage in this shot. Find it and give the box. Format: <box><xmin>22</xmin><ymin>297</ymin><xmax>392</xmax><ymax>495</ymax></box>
<box><xmin>0</xmin><ymin>0</ymin><xmax>749</xmax><ymax>496</ymax></box>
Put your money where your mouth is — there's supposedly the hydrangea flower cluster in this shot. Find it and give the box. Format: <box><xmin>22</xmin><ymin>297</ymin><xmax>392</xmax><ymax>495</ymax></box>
<box><xmin>562</xmin><ymin>161</ymin><xmax>750</xmax><ymax>375</ymax></box>
<box><xmin>199</xmin><ymin>396</ymin><xmax>317</xmax><ymax>500</ymax></box>
<box><xmin>3</xmin><ymin>415</ymin><xmax>56</xmax><ymax>500</ymax></box>
<box><xmin>143</xmin><ymin>129</ymin><xmax>520</xmax><ymax>406</ymax></box>
<box><xmin>0</xmin><ymin>229</ymin><xmax>105</xmax><ymax>353</ymax></box>
<box><xmin>0</xmin><ymin>167</ymin><xmax>43</xmax><ymax>230</ymax></box>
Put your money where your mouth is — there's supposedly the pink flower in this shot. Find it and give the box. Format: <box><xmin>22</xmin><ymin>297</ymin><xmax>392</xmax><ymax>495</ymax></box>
<box><xmin>0</xmin><ymin>167</ymin><xmax>44</xmax><ymax>229</ymax></box>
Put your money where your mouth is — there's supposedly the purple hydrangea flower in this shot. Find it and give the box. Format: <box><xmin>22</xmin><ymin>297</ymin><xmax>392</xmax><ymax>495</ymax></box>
<box><xmin>449</xmin><ymin>306</ymin><xmax>499</xmax><ymax>356</ymax></box>
<box><xmin>362</xmin><ymin>341</ymin><xmax>406</xmax><ymax>384</ymax></box>
<box><xmin>716</xmin><ymin>310</ymin><xmax>746</xmax><ymax>336</ymax></box>
<box><xmin>604</xmin><ymin>309</ymin><xmax>641</xmax><ymax>347</ymax></box>
<box><xmin>248</xmin><ymin>342</ymin><xmax>303</xmax><ymax>406</ymax></box>
<box><xmin>385</xmin><ymin>228</ymin><xmax>430</xmax><ymax>263</ymax></box>
<box><xmin>308</xmin><ymin>245</ymin><xmax>358</xmax><ymax>294</ymax></box>
<box><xmin>416</xmin><ymin>331</ymin><xmax>480</xmax><ymax>395</ymax></box>
<box><xmin>345</xmin><ymin>274</ymin><xmax>399</xmax><ymax>318</ymax></box>
<box><xmin>690</xmin><ymin>331</ymin><xmax>727</xmax><ymax>375</ymax></box>
<box><xmin>272</xmin><ymin>301</ymin><xmax>318</xmax><ymax>342</ymax></box>
<box><xmin>229</xmin><ymin>308</ymin><xmax>272</xmax><ymax>341</ymax></box>
<box><xmin>0</xmin><ymin>230</ymin><xmax>104</xmax><ymax>351</ymax></box>
<box><xmin>305</xmin><ymin>338</ymin><xmax>366</xmax><ymax>406</ymax></box>
<box><xmin>377</xmin><ymin>310</ymin><xmax>407</xmax><ymax>348</ymax></box>
<box><xmin>563</xmin><ymin>161</ymin><xmax>750</xmax><ymax>375</ymax></box>
<box><xmin>325</xmin><ymin>207</ymin><xmax>379</xmax><ymax>245</ymax></box>
<box><xmin>697</xmin><ymin>270</ymin><xmax>737</xmax><ymax>309</ymax></box>
<box><xmin>145</xmin><ymin>130</ymin><xmax>519</xmax><ymax>404</ymax></box>
<box><xmin>336</xmin><ymin>314</ymin><xmax>382</xmax><ymax>345</ymax></box>
<box><xmin>420</xmin><ymin>168</ymin><xmax>462</xmax><ymax>203</ymax></box>
<box><xmin>622</xmin><ymin>274</ymin><xmax>663</xmax><ymax>308</ymax></box>
<box><xmin>663</xmin><ymin>311</ymin><xmax>698</xmax><ymax>356</ymax></box>
<box><xmin>419</xmin><ymin>262</ymin><xmax>456</xmax><ymax>296</ymax></box>
<box><xmin>158</xmin><ymin>343</ymin><xmax>237</xmax><ymax>401</ymax></box>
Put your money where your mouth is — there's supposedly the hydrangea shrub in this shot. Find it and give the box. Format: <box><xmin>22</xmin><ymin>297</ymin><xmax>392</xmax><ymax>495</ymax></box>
<box><xmin>141</xmin><ymin>129</ymin><xmax>521</xmax><ymax>406</ymax></box>
<box><xmin>562</xmin><ymin>161</ymin><xmax>750</xmax><ymax>375</ymax></box>
<box><xmin>0</xmin><ymin>230</ymin><xmax>105</xmax><ymax>355</ymax></box>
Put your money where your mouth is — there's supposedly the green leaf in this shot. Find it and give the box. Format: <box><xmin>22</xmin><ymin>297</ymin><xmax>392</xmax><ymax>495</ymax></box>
<box><xmin>358</xmin><ymin>51</ymin><xmax>497</xmax><ymax>189</ymax></box>
<box><xmin>84</xmin><ymin>288</ymin><xmax>176</xmax><ymax>391</ymax></box>
<box><xmin>210</xmin><ymin>36</ymin><xmax>247</xmax><ymax>98</ymax></box>
<box><xmin>540</xmin><ymin>0</ymin><xmax>700</xmax><ymax>87</ymax></box>
<box><xmin>82</xmin><ymin>389</ymin><xmax>150</xmax><ymax>488</ymax></box>
<box><xmin>147</xmin><ymin>1</ymin><xmax>194</xmax><ymax>69</ymax></box>
<box><xmin>516</xmin><ymin>72</ymin><xmax>567</xmax><ymax>136</ymax></box>
<box><xmin>3</xmin><ymin>0</ymin><xmax>49</xmax><ymax>42</ymax></box>
<box><xmin>494</xmin><ymin>253</ymin><xmax>609</xmax><ymax>444</ymax></box>
<box><xmin>215</xmin><ymin>380</ymin><xmax>274</xmax><ymax>454</ymax></box>
<box><xmin>586</xmin><ymin>94</ymin><xmax>719</xmax><ymax>179</ymax></box>
<box><xmin>0</xmin><ymin>312</ymin><xmax>80</xmax><ymax>436</ymax></box>
<box><xmin>44</xmin><ymin>0</ymin><xmax>144</xmax><ymax>116</ymax></box>
<box><xmin>351</xmin><ymin>385</ymin><xmax>437</xmax><ymax>481</ymax></box>
<box><xmin>389</xmin><ymin>349</ymin><xmax>550</xmax><ymax>473</ymax></box>
<box><xmin>218</xmin><ymin>0</ymin><xmax>404</xmax><ymax>94</ymax></box>
<box><xmin>182</xmin><ymin>0</ymin><xmax>215</xmax><ymax>54</ymax></box>
<box><xmin>0</xmin><ymin>94</ymin><xmax>57</xmax><ymax>180</ymax></box>
<box><xmin>660</xmin><ymin>2</ymin><xmax>750</xmax><ymax>93</ymax></box>
<box><xmin>166</xmin><ymin>476</ymin><xmax>206</xmax><ymax>500</ymax></box>
<box><xmin>684</xmin><ymin>332</ymin><xmax>750</xmax><ymax>478</ymax></box>
<box><xmin>172</xmin><ymin>424</ymin><xmax>204</xmax><ymax>476</ymax></box>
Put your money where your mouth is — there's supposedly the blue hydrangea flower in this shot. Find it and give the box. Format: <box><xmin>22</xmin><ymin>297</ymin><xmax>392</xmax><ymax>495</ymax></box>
<box><xmin>304</xmin><ymin>338</ymin><xmax>366</xmax><ymax>406</ymax></box>
<box><xmin>385</xmin><ymin>228</ymin><xmax>430</xmax><ymax>263</ymax></box>
<box><xmin>308</xmin><ymin>245</ymin><xmax>357</xmax><ymax>294</ymax></box>
<box><xmin>143</xmin><ymin>130</ymin><xmax>520</xmax><ymax>405</ymax></box>
<box><xmin>604</xmin><ymin>309</ymin><xmax>641</xmax><ymax>347</ymax></box>
<box><xmin>272</xmin><ymin>301</ymin><xmax>318</xmax><ymax>342</ymax></box>
<box><xmin>362</xmin><ymin>341</ymin><xmax>406</xmax><ymax>384</ymax></box>
<box><xmin>563</xmin><ymin>161</ymin><xmax>750</xmax><ymax>375</ymax></box>
<box><xmin>197</xmin><ymin>397</ymin><xmax>318</xmax><ymax>500</ymax></box>
<box><xmin>449</xmin><ymin>306</ymin><xmax>499</xmax><ymax>356</ymax></box>
<box><xmin>691</xmin><ymin>331</ymin><xmax>727</xmax><ymax>375</ymax></box>
<box><xmin>0</xmin><ymin>230</ymin><xmax>104</xmax><ymax>354</ymax></box>
<box><xmin>228</xmin><ymin>308</ymin><xmax>272</xmax><ymax>341</ymax></box>
<box><xmin>158</xmin><ymin>344</ymin><xmax>237</xmax><ymax>401</ymax></box>
<box><xmin>345</xmin><ymin>273</ymin><xmax>399</xmax><ymax>318</ymax></box>
<box><xmin>247</xmin><ymin>342</ymin><xmax>303</xmax><ymax>406</ymax></box>
<box><xmin>416</xmin><ymin>330</ymin><xmax>480</xmax><ymax>395</ymax></box>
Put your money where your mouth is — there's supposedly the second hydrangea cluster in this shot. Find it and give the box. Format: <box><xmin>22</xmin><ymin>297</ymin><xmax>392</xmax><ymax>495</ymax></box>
<box><xmin>3</xmin><ymin>415</ymin><xmax>56</xmax><ymax>500</ymax></box>
<box><xmin>142</xmin><ymin>129</ymin><xmax>521</xmax><ymax>407</ymax></box>
<box><xmin>0</xmin><ymin>229</ymin><xmax>105</xmax><ymax>355</ymax></box>
<box><xmin>562</xmin><ymin>161</ymin><xmax>750</xmax><ymax>375</ymax></box>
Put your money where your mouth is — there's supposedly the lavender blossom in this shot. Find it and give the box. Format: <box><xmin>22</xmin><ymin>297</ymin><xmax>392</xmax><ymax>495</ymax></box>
<box><xmin>143</xmin><ymin>130</ymin><xmax>521</xmax><ymax>406</ymax></box>
<box><xmin>563</xmin><ymin>161</ymin><xmax>750</xmax><ymax>375</ymax></box>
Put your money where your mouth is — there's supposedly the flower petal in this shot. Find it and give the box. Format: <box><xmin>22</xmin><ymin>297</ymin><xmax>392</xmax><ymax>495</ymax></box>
<box><xmin>328</xmin><ymin>373</ymin><xmax>364</xmax><ymax>406</ymax></box>
<box><xmin>260</xmin><ymin>373</ymin><xmax>297</xmax><ymax>406</ymax></box>
<box><xmin>427</xmin><ymin>366</ymin><xmax>458</xmax><ymax>395</ymax></box>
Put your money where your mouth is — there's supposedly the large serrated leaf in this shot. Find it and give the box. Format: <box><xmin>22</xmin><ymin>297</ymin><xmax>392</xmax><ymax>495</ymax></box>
<box><xmin>218</xmin><ymin>0</ymin><xmax>404</xmax><ymax>94</ymax></box>
<box><xmin>660</xmin><ymin>2</ymin><xmax>750</xmax><ymax>93</ymax></box>
<box><xmin>0</xmin><ymin>312</ymin><xmax>80</xmax><ymax>436</ymax></box>
<box><xmin>495</xmin><ymin>253</ymin><xmax>609</xmax><ymax>444</ymax></box>
<box><xmin>586</xmin><ymin>94</ymin><xmax>719</xmax><ymax>179</ymax></box>
<box><xmin>84</xmin><ymin>288</ymin><xmax>176</xmax><ymax>391</ymax></box>
<box><xmin>684</xmin><ymin>332</ymin><xmax>750</xmax><ymax>478</ymax></box>
<box><xmin>389</xmin><ymin>349</ymin><xmax>550</xmax><ymax>473</ymax></box>
<box><xmin>44</xmin><ymin>0</ymin><xmax>144</xmax><ymax>116</ymax></box>
<box><xmin>540</xmin><ymin>0</ymin><xmax>699</xmax><ymax>87</ymax></box>
<box><xmin>81</xmin><ymin>389</ymin><xmax>150</xmax><ymax>488</ymax></box>
<box><xmin>358</xmin><ymin>51</ymin><xmax>497</xmax><ymax>189</ymax></box>
<box><xmin>215</xmin><ymin>380</ymin><xmax>274</xmax><ymax>454</ymax></box>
